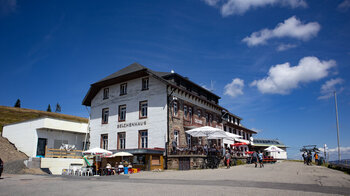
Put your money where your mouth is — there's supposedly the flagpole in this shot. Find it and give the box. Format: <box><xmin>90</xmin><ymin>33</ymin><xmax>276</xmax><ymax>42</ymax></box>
<box><xmin>334</xmin><ymin>91</ymin><xmax>341</xmax><ymax>162</ymax></box>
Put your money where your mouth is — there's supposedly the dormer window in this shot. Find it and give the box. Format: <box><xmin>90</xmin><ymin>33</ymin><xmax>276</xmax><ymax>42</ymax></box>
<box><xmin>120</xmin><ymin>83</ymin><xmax>127</xmax><ymax>95</ymax></box>
<box><xmin>103</xmin><ymin>88</ymin><xmax>109</xmax><ymax>100</ymax></box>
<box><xmin>142</xmin><ymin>78</ymin><xmax>149</xmax><ymax>90</ymax></box>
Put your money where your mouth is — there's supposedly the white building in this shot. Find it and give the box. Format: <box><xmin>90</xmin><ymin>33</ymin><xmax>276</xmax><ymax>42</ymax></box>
<box><xmin>2</xmin><ymin>117</ymin><xmax>88</xmax><ymax>158</ymax></box>
<box><xmin>83</xmin><ymin>63</ymin><xmax>256</xmax><ymax>170</ymax></box>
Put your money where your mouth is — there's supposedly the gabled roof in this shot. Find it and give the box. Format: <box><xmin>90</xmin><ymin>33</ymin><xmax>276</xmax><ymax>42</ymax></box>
<box><xmin>253</xmin><ymin>138</ymin><xmax>286</xmax><ymax>147</ymax></box>
<box><xmin>82</xmin><ymin>62</ymin><xmax>221</xmax><ymax>106</ymax></box>
<box><xmin>96</xmin><ymin>63</ymin><xmax>149</xmax><ymax>83</ymax></box>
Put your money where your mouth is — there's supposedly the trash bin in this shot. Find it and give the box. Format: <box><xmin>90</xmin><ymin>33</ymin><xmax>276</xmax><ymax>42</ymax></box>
<box><xmin>124</xmin><ymin>167</ymin><xmax>128</xmax><ymax>174</ymax></box>
<box><xmin>318</xmin><ymin>157</ymin><xmax>324</xmax><ymax>165</ymax></box>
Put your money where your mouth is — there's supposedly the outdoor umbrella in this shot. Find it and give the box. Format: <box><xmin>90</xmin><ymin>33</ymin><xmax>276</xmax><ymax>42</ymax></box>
<box><xmin>231</xmin><ymin>142</ymin><xmax>248</xmax><ymax>147</ymax></box>
<box><xmin>186</xmin><ymin>126</ymin><xmax>227</xmax><ymax>139</ymax></box>
<box><xmin>82</xmin><ymin>147</ymin><xmax>113</xmax><ymax>156</ymax></box>
<box><xmin>219</xmin><ymin>132</ymin><xmax>242</xmax><ymax>141</ymax></box>
<box><xmin>109</xmin><ymin>152</ymin><xmax>133</xmax><ymax>157</ymax></box>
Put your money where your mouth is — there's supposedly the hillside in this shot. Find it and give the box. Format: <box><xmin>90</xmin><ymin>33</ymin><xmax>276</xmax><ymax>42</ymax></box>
<box><xmin>0</xmin><ymin>105</ymin><xmax>88</xmax><ymax>134</ymax></box>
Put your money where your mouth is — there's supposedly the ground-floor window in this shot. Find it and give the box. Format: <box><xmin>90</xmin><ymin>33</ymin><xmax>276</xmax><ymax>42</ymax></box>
<box><xmin>133</xmin><ymin>155</ymin><xmax>146</xmax><ymax>165</ymax></box>
<box><xmin>151</xmin><ymin>156</ymin><xmax>160</xmax><ymax>165</ymax></box>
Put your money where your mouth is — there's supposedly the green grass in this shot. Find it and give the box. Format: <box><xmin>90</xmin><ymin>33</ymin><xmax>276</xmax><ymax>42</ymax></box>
<box><xmin>0</xmin><ymin>105</ymin><xmax>88</xmax><ymax>134</ymax></box>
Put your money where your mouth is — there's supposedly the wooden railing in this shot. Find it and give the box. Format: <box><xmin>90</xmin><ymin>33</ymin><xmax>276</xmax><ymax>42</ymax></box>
<box><xmin>45</xmin><ymin>147</ymin><xmax>82</xmax><ymax>159</ymax></box>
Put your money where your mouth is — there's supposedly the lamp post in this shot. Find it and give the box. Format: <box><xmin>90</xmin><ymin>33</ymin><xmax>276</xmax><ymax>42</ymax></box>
<box><xmin>334</xmin><ymin>91</ymin><xmax>341</xmax><ymax>162</ymax></box>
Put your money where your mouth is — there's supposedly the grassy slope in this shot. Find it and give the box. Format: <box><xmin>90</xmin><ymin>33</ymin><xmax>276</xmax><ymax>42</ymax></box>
<box><xmin>0</xmin><ymin>105</ymin><xmax>88</xmax><ymax>134</ymax></box>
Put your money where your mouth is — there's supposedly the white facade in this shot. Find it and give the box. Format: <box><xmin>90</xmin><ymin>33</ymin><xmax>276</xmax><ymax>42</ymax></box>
<box><xmin>89</xmin><ymin>76</ymin><xmax>168</xmax><ymax>150</ymax></box>
<box><xmin>2</xmin><ymin>118</ymin><xmax>88</xmax><ymax>157</ymax></box>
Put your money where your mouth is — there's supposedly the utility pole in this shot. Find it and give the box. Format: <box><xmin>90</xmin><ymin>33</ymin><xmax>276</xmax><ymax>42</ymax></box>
<box><xmin>334</xmin><ymin>91</ymin><xmax>341</xmax><ymax>162</ymax></box>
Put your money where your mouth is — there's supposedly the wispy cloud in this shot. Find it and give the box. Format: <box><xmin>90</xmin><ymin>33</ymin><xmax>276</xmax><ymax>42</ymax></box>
<box><xmin>318</xmin><ymin>78</ymin><xmax>344</xmax><ymax>100</ymax></box>
<box><xmin>224</xmin><ymin>78</ymin><xmax>244</xmax><ymax>98</ymax></box>
<box><xmin>203</xmin><ymin>0</ymin><xmax>307</xmax><ymax>16</ymax></box>
<box><xmin>0</xmin><ymin>0</ymin><xmax>16</xmax><ymax>15</ymax></box>
<box><xmin>277</xmin><ymin>43</ymin><xmax>298</xmax><ymax>51</ymax></box>
<box><xmin>243</xmin><ymin>16</ymin><xmax>320</xmax><ymax>47</ymax></box>
<box><xmin>251</xmin><ymin>128</ymin><xmax>262</xmax><ymax>133</ymax></box>
<box><xmin>251</xmin><ymin>56</ymin><xmax>336</xmax><ymax>94</ymax></box>
<box><xmin>202</xmin><ymin>0</ymin><xmax>220</xmax><ymax>6</ymax></box>
<box><xmin>338</xmin><ymin>0</ymin><xmax>350</xmax><ymax>11</ymax></box>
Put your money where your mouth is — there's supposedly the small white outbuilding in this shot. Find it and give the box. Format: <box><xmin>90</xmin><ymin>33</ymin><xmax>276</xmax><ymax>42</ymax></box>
<box><xmin>2</xmin><ymin>117</ymin><xmax>88</xmax><ymax>158</ymax></box>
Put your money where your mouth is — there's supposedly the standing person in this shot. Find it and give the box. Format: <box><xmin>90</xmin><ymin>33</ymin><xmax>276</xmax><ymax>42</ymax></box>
<box><xmin>314</xmin><ymin>153</ymin><xmax>319</xmax><ymax>165</ymax></box>
<box><xmin>225</xmin><ymin>150</ymin><xmax>231</xmax><ymax>169</ymax></box>
<box><xmin>0</xmin><ymin>158</ymin><xmax>3</xmax><ymax>178</ymax></box>
<box><xmin>252</xmin><ymin>151</ymin><xmax>258</xmax><ymax>168</ymax></box>
<box><xmin>302</xmin><ymin>152</ymin><xmax>306</xmax><ymax>164</ymax></box>
<box><xmin>258</xmin><ymin>151</ymin><xmax>264</xmax><ymax>168</ymax></box>
<box><xmin>307</xmin><ymin>151</ymin><xmax>312</xmax><ymax>165</ymax></box>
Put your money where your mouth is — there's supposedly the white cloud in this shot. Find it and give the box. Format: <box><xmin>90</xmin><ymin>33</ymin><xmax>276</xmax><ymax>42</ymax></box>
<box><xmin>320</xmin><ymin>146</ymin><xmax>350</xmax><ymax>154</ymax></box>
<box><xmin>243</xmin><ymin>16</ymin><xmax>320</xmax><ymax>46</ymax></box>
<box><xmin>203</xmin><ymin>0</ymin><xmax>220</xmax><ymax>6</ymax></box>
<box><xmin>210</xmin><ymin>0</ymin><xmax>307</xmax><ymax>16</ymax></box>
<box><xmin>318</xmin><ymin>78</ymin><xmax>344</xmax><ymax>100</ymax></box>
<box><xmin>251</xmin><ymin>128</ymin><xmax>262</xmax><ymax>133</ymax></box>
<box><xmin>224</xmin><ymin>78</ymin><xmax>244</xmax><ymax>98</ymax></box>
<box><xmin>251</xmin><ymin>56</ymin><xmax>336</xmax><ymax>94</ymax></box>
<box><xmin>277</xmin><ymin>43</ymin><xmax>297</xmax><ymax>51</ymax></box>
<box><xmin>338</xmin><ymin>0</ymin><xmax>350</xmax><ymax>11</ymax></box>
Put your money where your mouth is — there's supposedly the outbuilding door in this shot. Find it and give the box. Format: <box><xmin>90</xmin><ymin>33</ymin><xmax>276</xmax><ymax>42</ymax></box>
<box><xmin>179</xmin><ymin>158</ymin><xmax>190</xmax><ymax>170</ymax></box>
<box><xmin>36</xmin><ymin>138</ymin><xmax>47</xmax><ymax>157</ymax></box>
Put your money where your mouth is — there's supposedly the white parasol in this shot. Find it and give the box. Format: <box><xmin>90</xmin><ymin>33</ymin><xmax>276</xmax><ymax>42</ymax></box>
<box><xmin>186</xmin><ymin>126</ymin><xmax>227</xmax><ymax>139</ymax></box>
<box><xmin>82</xmin><ymin>147</ymin><xmax>113</xmax><ymax>156</ymax></box>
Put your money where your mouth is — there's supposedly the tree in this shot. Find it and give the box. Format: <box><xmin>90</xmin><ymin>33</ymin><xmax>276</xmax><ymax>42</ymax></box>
<box><xmin>47</xmin><ymin>104</ymin><xmax>52</xmax><ymax>112</ymax></box>
<box><xmin>14</xmin><ymin>99</ymin><xmax>21</xmax><ymax>108</ymax></box>
<box><xmin>55</xmin><ymin>103</ymin><xmax>61</xmax><ymax>113</ymax></box>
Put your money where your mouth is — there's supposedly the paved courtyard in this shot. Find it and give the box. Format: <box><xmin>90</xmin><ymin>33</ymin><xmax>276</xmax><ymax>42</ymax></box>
<box><xmin>0</xmin><ymin>161</ymin><xmax>350</xmax><ymax>196</ymax></box>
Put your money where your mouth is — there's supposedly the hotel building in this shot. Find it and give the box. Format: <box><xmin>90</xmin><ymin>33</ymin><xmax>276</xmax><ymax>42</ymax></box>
<box><xmin>83</xmin><ymin>63</ymin><xmax>255</xmax><ymax>170</ymax></box>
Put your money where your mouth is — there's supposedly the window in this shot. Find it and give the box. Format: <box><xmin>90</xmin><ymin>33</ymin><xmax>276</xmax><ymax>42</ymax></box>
<box><xmin>183</xmin><ymin>105</ymin><xmax>188</xmax><ymax>119</ymax></box>
<box><xmin>197</xmin><ymin>109</ymin><xmax>201</xmax><ymax>118</ymax></box>
<box><xmin>103</xmin><ymin>88</ymin><xmax>109</xmax><ymax>99</ymax></box>
<box><xmin>118</xmin><ymin>132</ymin><xmax>125</xmax><ymax>149</ymax></box>
<box><xmin>139</xmin><ymin>130</ymin><xmax>148</xmax><ymax>148</ymax></box>
<box><xmin>173</xmin><ymin>101</ymin><xmax>178</xmax><ymax>116</ymax></box>
<box><xmin>151</xmin><ymin>156</ymin><xmax>160</xmax><ymax>165</ymax></box>
<box><xmin>186</xmin><ymin>133</ymin><xmax>191</xmax><ymax>148</ymax></box>
<box><xmin>139</xmin><ymin>101</ymin><xmax>148</xmax><ymax>118</ymax></box>
<box><xmin>118</xmin><ymin>105</ymin><xmax>126</xmax><ymax>122</ymax></box>
<box><xmin>120</xmin><ymin>83</ymin><xmax>127</xmax><ymax>95</ymax></box>
<box><xmin>229</xmin><ymin>128</ymin><xmax>232</xmax><ymax>133</ymax></box>
<box><xmin>188</xmin><ymin>107</ymin><xmax>193</xmax><ymax>122</ymax></box>
<box><xmin>142</xmin><ymin>78</ymin><xmax>149</xmax><ymax>90</ymax></box>
<box><xmin>102</xmin><ymin>108</ymin><xmax>109</xmax><ymax>124</ymax></box>
<box><xmin>101</xmin><ymin>134</ymin><xmax>108</xmax><ymax>150</ymax></box>
<box><xmin>174</xmin><ymin>130</ymin><xmax>179</xmax><ymax>145</ymax></box>
<box><xmin>224</xmin><ymin>126</ymin><xmax>227</xmax><ymax>132</ymax></box>
<box><xmin>205</xmin><ymin>113</ymin><xmax>209</xmax><ymax>124</ymax></box>
<box><xmin>209</xmin><ymin>114</ymin><xmax>213</xmax><ymax>123</ymax></box>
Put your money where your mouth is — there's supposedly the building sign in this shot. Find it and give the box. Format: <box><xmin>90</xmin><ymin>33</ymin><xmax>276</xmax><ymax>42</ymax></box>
<box><xmin>117</xmin><ymin>121</ymin><xmax>146</xmax><ymax>128</ymax></box>
<box><xmin>194</xmin><ymin>119</ymin><xmax>203</xmax><ymax>124</ymax></box>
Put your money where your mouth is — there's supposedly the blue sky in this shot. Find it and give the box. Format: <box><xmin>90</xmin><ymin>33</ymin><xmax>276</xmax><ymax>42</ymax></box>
<box><xmin>1</xmin><ymin>0</ymin><xmax>349</xmax><ymax>160</ymax></box>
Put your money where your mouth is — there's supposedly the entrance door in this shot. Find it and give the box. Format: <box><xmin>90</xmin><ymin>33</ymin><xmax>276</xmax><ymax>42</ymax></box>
<box><xmin>179</xmin><ymin>158</ymin><xmax>190</xmax><ymax>170</ymax></box>
<box><xmin>36</xmin><ymin>138</ymin><xmax>47</xmax><ymax>157</ymax></box>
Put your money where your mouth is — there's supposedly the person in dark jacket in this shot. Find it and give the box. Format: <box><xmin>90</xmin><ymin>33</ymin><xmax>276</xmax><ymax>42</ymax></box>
<box><xmin>0</xmin><ymin>158</ymin><xmax>3</xmax><ymax>178</ymax></box>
